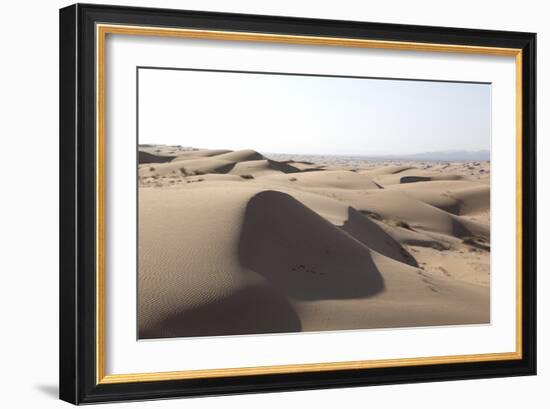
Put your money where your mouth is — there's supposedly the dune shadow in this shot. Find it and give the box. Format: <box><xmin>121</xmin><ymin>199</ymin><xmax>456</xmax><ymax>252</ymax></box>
<box><xmin>139</xmin><ymin>285</ymin><xmax>301</xmax><ymax>339</ymax></box>
<box><xmin>451</xmin><ymin>216</ymin><xmax>490</xmax><ymax>242</ymax></box>
<box><xmin>211</xmin><ymin>161</ymin><xmax>238</xmax><ymax>174</ymax></box>
<box><xmin>300</xmin><ymin>167</ymin><xmax>327</xmax><ymax>173</ymax></box>
<box><xmin>342</xmin><ymin>207</ymin><xmax>418</xmax><ymax>267</ymax></box>
<box><xmin>400</xmin><ymin>175</ymin><xmax>432</xmax><ymax>184</ymax></box>
<box><xmin>450</xmin><ymin>216</ymin><xmax>477</xmax><ymax>239</ymax></box>
<box><xmin>238</xmin><ymin>191</ymin><xmax>385</xmax><ymax>301</ymax></box>
<box><xmin>138</xmin><ymin>151</ymin><xmax>175</xmax><ymax>164</ymax></box>
<box><xmin>273</xmin><ymin>160</ymin><xmax>326</xmax><ymax>172</ymax></box>
<box><xmin>438</xmin><ymin>196</ymin><xmax>463</xmax><ymax>215</ymax></box>
<box><xmin>391</xmin><ymin>167</ymin><xmax>414</xmax><ymax>174</ymax></box>
<box><xmin>267</xmin><ymin>159</ymin><xmax>302</xmax><ymax>174</ymax></box>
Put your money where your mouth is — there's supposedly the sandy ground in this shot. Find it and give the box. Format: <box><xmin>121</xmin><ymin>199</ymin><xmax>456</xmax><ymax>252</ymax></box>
<box><xmin>138</xmin><ymin>145</ymin><xmax>490</xmax><ymax>339</ymax></box>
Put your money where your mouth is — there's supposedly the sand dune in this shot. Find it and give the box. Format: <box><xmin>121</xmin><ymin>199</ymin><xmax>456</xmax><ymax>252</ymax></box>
<box><xmin>229</xmin><ymin>159</ymin><xmax>301</xmax><ymax>176</ymax></box>
<box><xmin>171</xmin><ymin>149</ymin><xmax>232</xmax><ymax>160</ymax></box>
<box><xmin>214</xmin><ymin>149</ymin><xmax>265</xmax><ymax>162</ymax></box>
<box><xmin>373</xmin><ymin>170</ymin><xmax>466</xmax><ymax>186</ymax></box>
<box><xmin>385</xmin><ymin>181</ymin><xmax>490</xmax><ymax>221</ymax></box>
<box><xmin>239</xmin><ymin>191</ymin><xmax>385</xmax><ymax>300</ymax></box>
<box><xmin>263</xmin><ymin>170</ymin><xmax>381</xmax><ymax>190</ymax></box>
<box><xmin>358</xmin><ymin>165</ymin><xmax>414</xmax><ymax>176</ymax></box>
<box><xmin>138</xmin><ymin>146</ymin><xmax>490</xmax><ymax>338</ymax></box>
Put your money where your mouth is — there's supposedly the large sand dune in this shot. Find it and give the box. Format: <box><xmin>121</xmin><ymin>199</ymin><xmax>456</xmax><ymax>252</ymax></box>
<box><xmin>138</xmin><ymin>146</ymin><xmax>490</xmax><ymax>338</ymax></box>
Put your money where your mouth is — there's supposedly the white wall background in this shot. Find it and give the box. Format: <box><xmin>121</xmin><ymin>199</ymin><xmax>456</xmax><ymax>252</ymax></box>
<box><xmin>0</xmin><ymin>0</ymin><xmax>546</xmax><ymax>407</ymax></box>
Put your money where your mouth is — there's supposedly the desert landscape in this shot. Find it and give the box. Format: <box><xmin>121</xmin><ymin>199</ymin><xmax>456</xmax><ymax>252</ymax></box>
<box><xmin>137</xmin><ymin>144</ymin><xmax>490</xmax><ymax>339</ymax></box>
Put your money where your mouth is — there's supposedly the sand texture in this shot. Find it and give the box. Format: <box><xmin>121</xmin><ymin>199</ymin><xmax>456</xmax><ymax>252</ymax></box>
<box><xmin>138</xmin><ymin>145</ymin><xmax>490</xmax><ymax>339</ymax></box>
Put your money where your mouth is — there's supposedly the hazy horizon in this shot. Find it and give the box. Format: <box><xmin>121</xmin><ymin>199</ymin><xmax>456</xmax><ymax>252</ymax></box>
<box><xmin>139</xmin><ymin>144</ymin><xmax>490</xmax><ymax>159</ymax></box>
<box><xmin>139</xmin><ymin>68</ymin><xmax>491</xmax><ymax>156</ymax></box>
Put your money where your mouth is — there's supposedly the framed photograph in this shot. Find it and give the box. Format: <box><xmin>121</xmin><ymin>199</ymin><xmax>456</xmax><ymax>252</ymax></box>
<box><xmin>59</xmin><ymin>3</ymin><xmax>536</xmax><ymax>404</ymax></box>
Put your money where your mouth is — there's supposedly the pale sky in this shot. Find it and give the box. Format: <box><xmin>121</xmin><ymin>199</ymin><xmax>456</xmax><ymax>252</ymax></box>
<box><xmin>138</xmin><ymin>68</ymin><xmax>491</xmax><ymax>156</ymax></box>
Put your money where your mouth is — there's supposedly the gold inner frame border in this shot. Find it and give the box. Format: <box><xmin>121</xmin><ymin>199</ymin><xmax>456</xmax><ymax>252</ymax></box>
<box><xmin>95</xmin><ymin>23</ymin><xmax>523</xmax><ymax>385</ymax></box>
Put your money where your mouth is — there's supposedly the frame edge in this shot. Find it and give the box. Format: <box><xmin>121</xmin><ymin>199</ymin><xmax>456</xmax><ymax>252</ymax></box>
<box><xmin>63</xmin><ymin>3</ymin><xmax>537</xmax><ymax>403</ymax></box>
<box><xmin>59</xmin><ymin>3</ymin><xmax>78</xmax><ymax>405</ymax></box>
<box><xmin>520</xmin><ymin>32</ymin><xmax>537</xmax><ymax>376</ymax></box>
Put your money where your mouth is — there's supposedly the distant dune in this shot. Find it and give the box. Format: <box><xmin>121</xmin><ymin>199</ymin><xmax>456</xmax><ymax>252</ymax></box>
<box><xmin>138</xmin><ymin>145</ymin><xmax>490</xmax><ymax>339</ymax></box>
<box><xmin>267</xmin><ymin>150</ymin><xmax>490</xmax><ymax>163</ymax></box>
<box><xmin>380</xmin><ymin>150</ymin><xmax>491</xmax><ymax>162</ymax></box>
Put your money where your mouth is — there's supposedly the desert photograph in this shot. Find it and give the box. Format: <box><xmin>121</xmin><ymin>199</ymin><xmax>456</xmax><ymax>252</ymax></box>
<box><xmin>137</xmin><ymin>68</ymin><xmax>491</xmax><ymax>339</ymax></box>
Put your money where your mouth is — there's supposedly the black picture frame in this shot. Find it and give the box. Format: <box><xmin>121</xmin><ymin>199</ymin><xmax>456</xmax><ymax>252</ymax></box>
<box><xmin>60</xmin><ymin>3</ymin><xmax>536</xmax><ymax>405</ymax></box>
